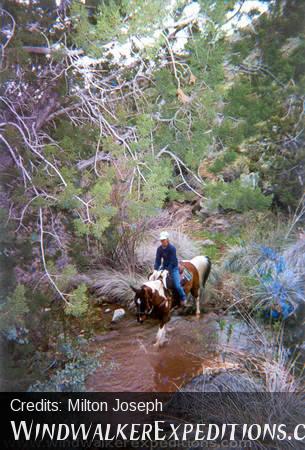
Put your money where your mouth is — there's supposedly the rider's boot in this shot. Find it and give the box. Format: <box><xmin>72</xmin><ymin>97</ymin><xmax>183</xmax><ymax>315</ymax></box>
<box><xmin>180</xmin><ymin>297</ymin><xmax>187</xmax><ymax>307</ymax></box>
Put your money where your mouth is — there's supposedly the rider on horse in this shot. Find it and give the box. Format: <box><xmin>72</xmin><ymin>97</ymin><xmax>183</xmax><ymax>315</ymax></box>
<box><xmin>152</xmin><ymin>231</ymin><xmax>187</xmax><ymax>306</ymax></box>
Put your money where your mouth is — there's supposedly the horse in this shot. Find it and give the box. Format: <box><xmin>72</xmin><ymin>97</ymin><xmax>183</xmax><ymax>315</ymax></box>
<box><xmin>131</xmin><ymin>256</ymin><xmax>211</xmax><ymax>347</ymax></box>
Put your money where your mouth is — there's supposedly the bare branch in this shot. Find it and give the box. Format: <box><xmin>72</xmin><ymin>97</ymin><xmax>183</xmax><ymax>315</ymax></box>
<box><xmin>76</xmin><ymin>152</ymin><xmax>113</xmax><ymax>171</ymax></box>
<box><xmin>0</xmin><ymin>8</ymin><xmax>16</xmax><ymax>51</ymax></box>
<box><xmin>285</xmin><ymin>192</ymin><xmax>305</xmax><ymax>239</ymax></box>
<box><xmin>22</xmin><ymin>46</ymin><xmax>84</xmax><ymax>56</ymax></box>
<box><xmin>39</xmin><ymin>207</ymin><xmax>70</xmax><ymax>304</ymax></box>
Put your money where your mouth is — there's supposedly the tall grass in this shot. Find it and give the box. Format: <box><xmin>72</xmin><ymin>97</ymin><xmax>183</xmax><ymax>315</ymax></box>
<box><xmin>222</xmin><ymin>237</ymin><xmax>305</xmax><ymax>320</ymax></box>
<box><xmin>179</xmin><ymin>319</ymin><xmax>304</xmax><ymax>449</ymax></box>
<box><xmin>92</xmin><ymin>269</ymin><xmax>146</xmax><ymax>306</ymax></box>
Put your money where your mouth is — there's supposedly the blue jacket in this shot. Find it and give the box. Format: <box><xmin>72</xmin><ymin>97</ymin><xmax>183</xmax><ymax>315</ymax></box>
<box><xmin>154</xmin><ymin>243</ymin><xmax>178</xmax><ymax>272</ymax></box>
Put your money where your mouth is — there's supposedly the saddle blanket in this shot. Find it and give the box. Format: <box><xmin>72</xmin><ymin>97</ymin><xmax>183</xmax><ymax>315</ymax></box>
<box><xmin>164</xmin><ymin>266</ymin><xmax>193</xmax><ymax>290</ymax></box>
<box><xmin>180</xmin><ymin>266</ymin><xmax>193</xmax><ymax>284</ymax></box>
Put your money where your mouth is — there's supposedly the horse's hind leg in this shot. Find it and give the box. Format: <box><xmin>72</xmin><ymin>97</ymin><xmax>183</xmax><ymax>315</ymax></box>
<box><xmin>195</xmin><ymin>294</ymin><xmax>200</xmax><ymax>317</ymax></box>
<box><xmin>192</xmin><ymin>287</ymin><xmax>201</xmax><ymax>318</ymax></box>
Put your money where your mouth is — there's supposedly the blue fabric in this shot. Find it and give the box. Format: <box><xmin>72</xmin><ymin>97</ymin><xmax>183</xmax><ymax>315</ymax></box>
<box><xmin>269</xmin><ymin>302</ymin><xmax>293</xmax><ymax>319</ymax></box>
<box><xmin>171</xmin><ymin>266</ymin><xmax>186</xmax><ymax>301</ymax></box>
<box><xmin>154</xmin><ymin>243</ymin><xmax>178</xmax><ymax>271</ymax></box>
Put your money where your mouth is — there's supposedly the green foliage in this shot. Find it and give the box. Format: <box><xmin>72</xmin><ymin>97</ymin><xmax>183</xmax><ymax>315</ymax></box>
<box><xmin>196</xmin><ymin>229</ymin><xmax>243</xmax><ymax>262</ymax></box>
<box><xmin>70</xmin><ymin>2</ymin><xmax>94</xmax><ymax>52</ymax></box>
<box><xmin>0</xmin><ymin>285</ymin><xmax>29</xmax><ymax>333</ymax></box>
<box><xmin>152</xmin><ymin>14</ymin><xmax>227</xmax><ymax>168</ymax></box>
<box><xmin>74</xmin><ymin>179</ymin><xmax>116</xmax><ymax>240</ymax></box>
<box><xmin>223</xmin><ymin>1</ymin><xmax>305</xmax><ymax>208</ymax></box>
<box><xmin>218</xmin><ymin>318</ymin><xmax>226</xmax><ymax>331</ymax></box>
<box><xmin>141</xmin><ymin>162</ymin><xmax>171</xmax><ymax>210</ymax></box>
<box><xmin>96</xmin><ymin>0</ymin><xmax>169</xmax><ymax>42</ymax></box>
<box><xmin>2</xmin><ymin>0</ymin><xmax>62</xmax><ymax>48</ymax></box>
<box><xmin>155</xmin><ymin>69</ymin><xmax>177</xmax><ymax>99</ymax></box>
<box><xmin>126</xmin><ymin>161</ymin><xmax>171</xmax><ymax>219</ymax></box>
<box><xmin>223</xmin><ymin>79</ymin><xmax>278</xmax><ymax>142</ymax></box>
<box><xmin>58</xmin><ymin>182</ymin><xmax>81</xmax><ymax>210</ymax></box>
<box><xmin>0</xmin><ymin>210</ymin><xmax>16</xmax><ymax>301</ymax></box>
<box><xmin>95</xmin><ymin>0</ymin><xmax>122</xmax><ymax>43</ymax></box>
<box><xmin>209</xmin><ymin>151</ymin><xmax>238</xmax><ymax>174</ymax></box>
<box><xmin>56</xmin><ymin>265</ymin><xmax>78</xmax><ymax>292</ymax></box>
<box><xmin>205</xmin><ymin>180</ymin><xmax>272</xmax><ymax>213</ymax></box>
<box><xmin>54</xmin><ymin>122</ymin><xmax>99</xmax><ymax>163</ymax></box>
<box><xmin>202</xmin><ymin>244</ymin><xmax>221</xmax><ymax>262</ymax></box>
<box><xmin>29</xmin><ymin>339</ymin><xmax>101</xmax><ymax>392</ymax></box>
<box><xmin>136</xmin><ymin>113</ymin><xmax>154</xmax><ymax>143</ymax></box>
<box><xmin>71</xmin><ymin>0</ymin><xmax>187</xmax><ymax>54</ymax></box>
<box><xmin>65</xmin><ymin>284</ymin><xmax>88</xmax><ymax>318</ymax></box>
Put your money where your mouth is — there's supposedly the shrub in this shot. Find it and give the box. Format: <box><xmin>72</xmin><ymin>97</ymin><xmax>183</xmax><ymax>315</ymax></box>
<box><xmin>208</xmin><ymin>151</ymin><xmax>238</xmax><ymax>174</ymax></box>
<box><xmin>223</xmin><ymin>241</ymin><xmax>305</xmax><ymax>320</ymax></box>
<box><xmin>0</xmin><ymin>285</ymin><xmax>29</xmax><ymax>342</ymax></box>
<box><xmin>65</xmin><ymin>284</ymin><xmax>89</xmax><ymax>318</ymax></box>
<box><xmin>29</xmin><ymin>340</ymin><xmax>101</xmax><ymax>392</ymax></box>
<box><xmin>205</xmin><ymin>180</ymin><xmax>272</xmax><ymax>213</ymax></box>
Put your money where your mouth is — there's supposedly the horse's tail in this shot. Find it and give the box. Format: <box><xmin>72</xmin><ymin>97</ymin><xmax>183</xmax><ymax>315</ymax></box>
<box><xmin>202</xmin><ymin>256</ymin><xmax>211</xmax><ymax>287</ymax></box>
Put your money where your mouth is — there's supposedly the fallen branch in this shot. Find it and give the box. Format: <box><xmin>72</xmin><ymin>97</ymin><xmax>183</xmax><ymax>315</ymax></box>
<box><xmin>0</xmin><ymin>8</ymin><xmax>16</xmax><ymax>51</ymax></box>
<box><xmin>285</xmin><ymin>192</ymin><xmax>305</xmax><ymax>239</ymax></box>
<box><xmin>39</xmin><ymin>207</ymin><xmax>70</xmax><ymax>304</ymax></box>
<box><xmin>156</xmin><ymin>146</ymin><xmax>205</xmax><ymax>198</ymax></box>
<box><xmin>76</xmin><ymin>152</ymin><xmax>113</xmax><ymax>171</ymax></box>
<box><xmin>22</xmin><ymin>46</ymin><xmax>84</xmax><ymax>56</ymax></box>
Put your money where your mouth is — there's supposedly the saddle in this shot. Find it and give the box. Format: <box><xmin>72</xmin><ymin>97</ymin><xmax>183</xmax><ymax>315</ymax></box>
<box><xmin>164</xmin><ymin>263</ymin><xmax>193</xmax><ymax>290</ymax></box>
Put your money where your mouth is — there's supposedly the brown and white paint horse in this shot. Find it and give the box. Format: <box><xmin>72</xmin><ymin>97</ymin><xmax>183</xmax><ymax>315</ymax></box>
<box><xmin>131</xmin><ymin>256</ymin><xmax>211</xmax><ymax>347</ymax></box>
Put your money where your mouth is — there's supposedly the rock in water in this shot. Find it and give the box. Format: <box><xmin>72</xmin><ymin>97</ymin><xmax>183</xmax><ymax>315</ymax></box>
<box><xmin>111</xmin><ymin>308</ymin><xmax>125</xmax><ymax>323</ymax></box>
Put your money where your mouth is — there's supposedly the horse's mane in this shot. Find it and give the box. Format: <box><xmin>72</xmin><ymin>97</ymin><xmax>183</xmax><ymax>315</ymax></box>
<box><xmin>143</xmin><ymin>279</ymin><xmax>166</xmax><ymax>299</ymax></box>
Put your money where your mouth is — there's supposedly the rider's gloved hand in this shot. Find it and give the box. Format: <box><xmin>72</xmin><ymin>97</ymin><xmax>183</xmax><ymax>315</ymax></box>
<box><xmin>149</xmin><ymin>270</ymin><xmax>159</xmax><ymax>281</ymax></box>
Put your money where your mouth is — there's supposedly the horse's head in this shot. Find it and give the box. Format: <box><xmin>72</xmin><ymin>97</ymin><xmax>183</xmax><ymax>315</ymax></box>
<box><xmin>130</xmin><ymin>285</ymin><xmax>153</xmax><ymax>323</ymax></box>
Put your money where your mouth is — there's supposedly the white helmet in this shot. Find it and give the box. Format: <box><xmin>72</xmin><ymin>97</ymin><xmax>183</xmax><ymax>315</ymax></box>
<box><xmin>159</xmin><ymin>231</ymin><xmax>169</xmax><ymax>240</ymax></box>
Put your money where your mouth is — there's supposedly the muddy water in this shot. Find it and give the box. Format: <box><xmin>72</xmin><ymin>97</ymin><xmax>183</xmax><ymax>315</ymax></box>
<box><xmin>87</xmin><ymin>309</ymin><xmax>259</xmax><ymax>392</ymax></box>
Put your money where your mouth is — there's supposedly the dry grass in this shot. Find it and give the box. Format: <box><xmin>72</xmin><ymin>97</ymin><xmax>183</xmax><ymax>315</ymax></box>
<box><xmin>179</xmin><ymin>319</ymin><xmax>304</xmax><ymax>449</ymax></box>
<box><xmin>283</xmin><ymin>238</ymin><xmax>305</xmax><ymax>275</ymax></box>
<box><xmin>92</xmin><ymin>269</ymin><xmax>146</xmax><ymax>306</ymax></box>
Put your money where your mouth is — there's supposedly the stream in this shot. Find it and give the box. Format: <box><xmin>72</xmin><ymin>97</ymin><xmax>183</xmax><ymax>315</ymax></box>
<box><xmin>86</xmin><ymin>308</ymin><xmax>262</xmax><ymax>392</ymax></box>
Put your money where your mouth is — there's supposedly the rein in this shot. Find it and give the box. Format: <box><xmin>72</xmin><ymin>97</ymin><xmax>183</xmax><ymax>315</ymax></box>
<box><xmin>137</xmin><ymin>295</ymin><xmax>169</xmax><ymax>318</ymax></box>
<box><xmin>136</xmin><ymin>277</ymin><xmax>172</xmax><ymax>320</ymax></box>
<box><xmin>136</xmin><ymin>301</ymin><xmax>154</xmax><ymax>317</ymax></box>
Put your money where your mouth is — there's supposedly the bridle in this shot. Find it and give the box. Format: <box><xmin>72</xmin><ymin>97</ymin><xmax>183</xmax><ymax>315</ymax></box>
<box><xmin>136</xmin><ymin>298</ymin><xmax>154</xmax><ymax>321</ymax></box>
<box><xmin>136</xmin><ymin>292</ymin><xmax>171</xmax><ymax>322</ymax></box>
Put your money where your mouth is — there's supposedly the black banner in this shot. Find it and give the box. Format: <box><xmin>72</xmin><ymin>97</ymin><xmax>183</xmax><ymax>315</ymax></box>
<box><xmin>2</xmin><ymin>393</ymin><xmax>305</xmax><ymax>449</ymax></box>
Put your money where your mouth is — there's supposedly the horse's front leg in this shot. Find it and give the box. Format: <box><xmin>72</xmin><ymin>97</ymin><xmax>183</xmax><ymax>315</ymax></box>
<box><xmin>154</xmin><ymin>323</ymin><xmax>166</xmax><ymax>348</ymax></box>
<box><xmin>195</xmin><ymin>288</ymin><xmax>201</xmax><ymax>318</ymax></box>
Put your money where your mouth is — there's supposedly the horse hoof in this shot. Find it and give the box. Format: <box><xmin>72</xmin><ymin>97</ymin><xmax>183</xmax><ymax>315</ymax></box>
<box><xmin>153</xmin><ymin>339</ymin><xmax>168</xmax><ymax>348</ymax></box>
<box><xmin>196</xmin><ymin>313</ymin><xmax>200</xmax><ymax>319</ymax></box>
